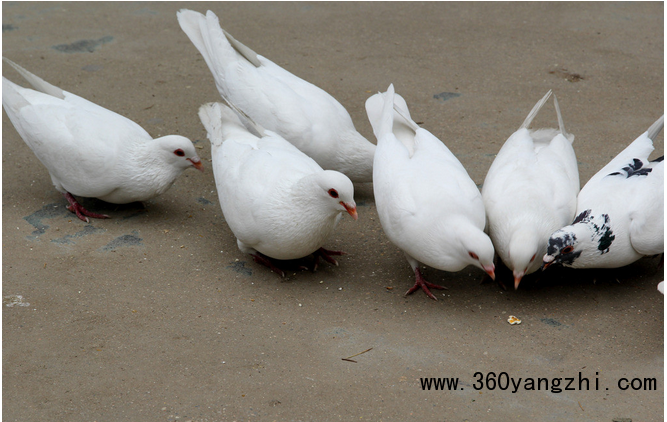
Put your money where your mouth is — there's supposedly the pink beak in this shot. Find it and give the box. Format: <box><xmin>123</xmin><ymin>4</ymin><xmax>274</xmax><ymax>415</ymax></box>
<box><xmin>188</xmin><ymin>157</ymin><xmax>204</xmax><ymax>172</ymax></box>
<box><xmin>483</xmin><ymin>264</ymin><xmax>496</xmax><ymax>280</ymax></box>
<box><xmin>341</xmin><ymin>202</ymin><xmax>358</xmax><ymax>220</ymax></box>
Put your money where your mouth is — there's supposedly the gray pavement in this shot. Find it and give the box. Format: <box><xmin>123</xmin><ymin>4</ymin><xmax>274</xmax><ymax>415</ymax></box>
<box><xmin>2</xmin><ymin>2</ymin><xmax>663</xmax><ymax>421</ymax></box>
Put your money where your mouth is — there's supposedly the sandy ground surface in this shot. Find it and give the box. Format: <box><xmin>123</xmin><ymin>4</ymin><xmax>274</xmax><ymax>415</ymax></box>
<box><xmin>2</xmin><ymin>2</ymin><xmax>664</xmax><ymax>421</ymax></box>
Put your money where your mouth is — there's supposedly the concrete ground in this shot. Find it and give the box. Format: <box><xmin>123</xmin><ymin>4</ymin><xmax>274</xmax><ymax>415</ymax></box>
<box><xmin>2</xmin><ymin>2</ymin><xmax>663</xmax><ymax>421</ymax></box>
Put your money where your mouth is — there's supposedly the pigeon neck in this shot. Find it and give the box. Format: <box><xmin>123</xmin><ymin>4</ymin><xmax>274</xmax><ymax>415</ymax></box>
<box><xmin>124</xmin><ymin>140</ymin><xmax>184</xmax><ymax>198</ymax></box>
<box><xmin>508</xmin><ymin>228</ymin><xmax>541</xmax><ymax>274</ymax></box>
<box><xmin>333</xmin><ymin>131</ymin><xmax>376</xmax><ymax>183</ymax></box>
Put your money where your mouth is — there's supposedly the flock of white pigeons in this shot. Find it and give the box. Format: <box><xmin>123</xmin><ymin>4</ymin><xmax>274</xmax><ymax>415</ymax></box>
<box><xmin>3</xmin><ymin>10</ymin><xmax>664</xmax><ymax>299</ymax></box>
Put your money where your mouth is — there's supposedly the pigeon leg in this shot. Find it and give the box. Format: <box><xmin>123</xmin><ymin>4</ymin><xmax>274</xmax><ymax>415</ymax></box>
<box><xmin>405</xmin><ymin>267</ymin><xmax>447</xmax><ymax>300</ymax></box>
<box><xmin>311</xmin><ymin>247</ymin><xmax>346</xmax><ymax>271</ymax></box>
<box><xmin>251</xmin><ymin>253</ymin><xmax>286</xmax><ymax>278</ymax></box>
<box><xmin>64</xmin><ymin>192</ymin><xmax>109</xmax><ymax>222</ymax></box>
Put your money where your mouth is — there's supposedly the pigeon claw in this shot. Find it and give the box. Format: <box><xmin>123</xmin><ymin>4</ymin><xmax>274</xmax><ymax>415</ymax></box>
<box><xmin>312</xmin><ymin>247</ymin><xmax>346</xmax><ymax>271</ymax></box>
<box><xmin>64</xmin><ymin>193</ymin><xmax>109</xmax><ymax>222</ymax></box>
<box><xmin>251</xmin><ymin>253</ymin><xmax>286</xmax><ymax>278</ymax></box>
<box><xmin>406</xmin><ymin>268</ymin><xmax>448</xmax><ymax>300</ymax></box>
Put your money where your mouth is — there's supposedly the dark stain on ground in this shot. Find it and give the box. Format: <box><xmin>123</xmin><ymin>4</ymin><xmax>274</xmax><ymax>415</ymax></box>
<box><xmin>541</xmin><ymin>318</ymin><xmax>565</xmax><ymax>328</ymax></box>
<box><xmin>434</xmin><ymin>92</ymin><xmax>462</xmax><ymax>102</ymax></box>
<box><xmin>549</xmin><ymin>68</ymin><xmax>584</xmax><ymax>82</ymax></box>
<box><xmin>3</xmin><ymin>24</ymin><xmax>18</xmax><ymax>32</ymax></box>
<box><xmin>51</xmin><ymin>225</ymin><xmax>106</xmax><ymax>245</ymax></box>
<box><xmin>100</xmin><ymin>232</ymin><xmax>143</xmax><ymax>251</ymax></box>
<box><xmin>226</xmin><ymin>261</ymin><xmax>253</xmax><ymax>276</ymax></box>
<box><xmin>23</xmin><ymin>203</ymin><xmax>67</xmax><ymax>238</ymax></box>
<box><xmin>197</xmin><ymin>197</ymin><xmax>214</xmax><ymax>206</ymax></box>
<box><xmin>52</xmin><ymin>36</ymin><xmax>113</xmax><ymax>53</ymax></box>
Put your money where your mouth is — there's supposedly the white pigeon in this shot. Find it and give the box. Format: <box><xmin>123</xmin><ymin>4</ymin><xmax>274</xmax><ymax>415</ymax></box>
<box><xmin>543</xmin><ymin>115</ymin><xmax>664</xmax><ymax>269</ymax></box>
<box><xmin>177</xmin><ymin>9</ymin><xmax>376</xmax><ymax>183</ymax></box>
<box><xmin>2</xmin><ymin>58</ymin><xmax>203</xmax><ymax>222</ymax></box>
<box><xmin>198</xmin><ymin>101</ymin><xmax>358</xmax><ymax>276</ymax></box>
<box><xmin>482</xmin><ymin>90</ymin><xmax>579</xmax><ymax>290</ymax></box>
<box><xmin>366</xmin><ymin>84</ymin><xmax>495</xmax><ymax>300</ymax></box>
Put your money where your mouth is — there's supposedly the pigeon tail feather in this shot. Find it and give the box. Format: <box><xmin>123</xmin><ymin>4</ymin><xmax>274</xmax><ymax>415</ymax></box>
<box><xmin>217</xmin><ymin>93</ymin><xmax>266</xmax><ymax>137</ymax></box>
<box><xmin>647</xmin><ymin>115</ymin><xmax>664</xmax><ymax>142</ymax></box>
<box><xmin>553</xmin><ymin>94</ymin><xmax>573</xmax><ymax>143</ymax></box>
<box><xmin>2</xmin><ymin>77</ymin><xmax>30</xmax><ymax>109</ymax></box>
<box><xmin>520</xmin><ymin>90</ymin><xmax>552</xmax><ymax>130</ymax></box>
<box><xmin>176</xmin><ymin>10</ymin><xmax>235</xmax><ymax>97</ymax></box>
<box><xmin>3</xmin><ymin>57</ymin><xmax>65</xmax><ymax>99</ymax></box>
<box><xmin>377</xmin><ymin>84</ymin><xmax>397</xmax><ymax>141</ymax></box>
<box><xmin>221</xmin><ymin>28</ymin><xmax>261</xmax><ymax>67</ymax></box>
<box><xmin>392</xmin><ymin>100</ymin><xmax>420</xmax><ymax>133</ymax></box>
<box><xmin>198</xmin><ymin>102</ymin><xmax>237</xmax><ymax>147</ymax></box>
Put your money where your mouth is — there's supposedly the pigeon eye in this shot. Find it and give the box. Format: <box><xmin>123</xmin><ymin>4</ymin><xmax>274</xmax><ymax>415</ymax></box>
<box><xmin>328</xmin><ymin>189</ymin><xmax>339</xmax><ymax>198</ymax></box>
<box><xmin>469</xmin><ymin>252</ymin><xmax>479</xmax><ymax>260</ymax></box>
<box><xmin>561</xmin><ymin>245</ymin><xmax>574</xmax><ymax>254</ymax></box>
<box><xmin>174</xmin><ymin>149</ymin><xmax>185</xmax><ymax>157</ymax></box>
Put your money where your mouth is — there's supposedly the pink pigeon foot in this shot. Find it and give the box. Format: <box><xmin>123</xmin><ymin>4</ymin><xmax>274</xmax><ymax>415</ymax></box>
<box><xmin>251</xmin><ymin>253</ymin><xmax>286</xmax><ymax>278</ymax></box>
<box><xmin>64</xmin><ymin>192</ymin><xmax>109</xmax><ymax>222</ymax></box>
<box><xmin>312</xmin><ymin>247</ymin><xmax>346</xmax><ymax>271</ymax></box>
<box><xmin>406</xmin><ymin>267</ymin><xmax>447</xmax><ymax>300</ymax></box>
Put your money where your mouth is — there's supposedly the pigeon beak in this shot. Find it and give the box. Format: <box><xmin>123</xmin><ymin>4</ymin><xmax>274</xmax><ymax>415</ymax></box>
<box><xmin>513</xmin><ymin>271</ymin><xmax>524</xmax><ymax>290</ymax></box>
<box><xmin>188</xmin><ymin>157</ymin><xmax>204</xmax><ymax>172</ymax></box>
<box><xmin>482</xmin><ymin>264</ymin><xmax>495</xmax><ymax>280</ymax></box>
<box><xmin>341</xmin><ymin>202</ymin><xmax>358</xmax><ymax>220</ymax></box>
<box><xmin>541</xmin><ymin>255</ymin><xmax>555</xmax><ymax>271</ymax></box>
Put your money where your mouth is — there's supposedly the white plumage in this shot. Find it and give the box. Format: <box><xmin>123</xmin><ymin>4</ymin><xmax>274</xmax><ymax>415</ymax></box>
<box><xmin>198</xmin><ymin>102</ymin><xmax>358</xmax><ymax>276</ymax></box>
<box><xmin>482</xmin><ymin>91</ymin><xmax>579</xmax><ymax>289</ymax></box>
<box><xmin>177</xmin><ymin>9</ymin><xmax>375</xmax><ymax>182</ymax></box>
<box><xmin>366</xmin><ymin>84</ymin><xmax>495</xmax><ymax>300</ymax></box>
<box><xmin>543</xmin><ymin>115</ymin><xmax>664</xmax><ymax>269</ymax></box>
<box><xmin>2</xmin><ymin>58</ymin><xmax>202</xmax><ymax>222</ymax></box>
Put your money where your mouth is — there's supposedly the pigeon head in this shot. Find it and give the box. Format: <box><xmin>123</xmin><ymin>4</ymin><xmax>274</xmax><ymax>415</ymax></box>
<box><xmin>508</xmin><ymin>229</ymin><xmax>541</xmax><ymax>289</ymax></box>
<box><xmin>157</xmin><ymin>135</ymin><xmax>204</xmax><ymax>172</ymax></box>
<box><xmin>542</xmin><ymin>210</ymin><xmax>615</xmax><ymax>269</ymax></box>
<box><xmin>542</xmin><ymin>228</ymin><xmax>581</xmax><ymax>269</ymax></box>
<box><xmin>315</xmin><ymin>170</ymin><xmax>357</xmax><ymax>220</ymax></box>
<box><xmin>461</xmin><ymin>228</ymin><xmax>496</xmax><ymax>280</ymax></box>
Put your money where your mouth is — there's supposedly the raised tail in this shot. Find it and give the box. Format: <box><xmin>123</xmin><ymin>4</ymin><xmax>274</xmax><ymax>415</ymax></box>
<box><xmin>177</xmin><ymin>9</ymin><xmax>260</xmax><ymax>76</ymax></box>
<box><xmin>199</xmin><ymin>101</ymin><xmax>269</xmax><ymax>150</ymax></box>
<box><xmin>198</xmin><ymin>102</ymin><xmax>245</xmax><ymax>147</ymax></box>
<box><xmin>365</xmin><ymin>84</ymin><xmax>399</xmax><ymax>141</ymax></box>
<box><xmin>552</xmin><ymin>94</ymin><xmax>573</xmax><ymax>143</ymax></box>
<box><xmin>3</xmin><ymin>57</ymin><xmax>65</xmax><ymax>99</ymax></box>
<box><xmin>520</xmin><ymin>90</ymin><xmax>552</xmax><ymax>130</ymax></box>
<box><xmin>221</xmin><ymin>28</ymin><xmax>261</xmax><ymax>67</ymax></box>
<box><xmin>2</xmin><ymin>76</ymin><xmax>30</xmax><ymax>110</ymax></box>
<box><xmin>647</xmin><ymin>115</ymin><xmax>664</xmax><ymax>142</ymax></box>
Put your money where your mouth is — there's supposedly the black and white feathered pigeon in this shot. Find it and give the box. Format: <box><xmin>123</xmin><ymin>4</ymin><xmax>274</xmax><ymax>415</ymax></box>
<box><xmin>483</xmin><ymin>91</ymin><xmax>579</xmax><ymax>289</ymax></box>
<box><xmin>543</xmin><ymin>115</ymin><xmax>664</xmax><ymax>269</ymax></box>
<box><xmin>366</xmin><ymin>84</ymin><xmax>495</xmax><ymax>300</ymax></box>
<box><xmin>177</xmin><ymin>9</ymin><xmax>375</xmax><ymax>183</ymax></box>
<box><xmin>2</xmin><ymin>58</ymin><xmax>203</xmax><ymax>222</ymax></box>
<box><xmin>198</xmin><ymin>102</ymin><xmax>358</xmax><ymax>277</ymax></box>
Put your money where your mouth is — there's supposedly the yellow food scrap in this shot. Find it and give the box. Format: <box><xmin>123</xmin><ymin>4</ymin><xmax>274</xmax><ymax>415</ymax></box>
<box><xmin>507</xmin><ymin>315</ymin><xmax>522</xmax><ymax>325</ymax></box>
